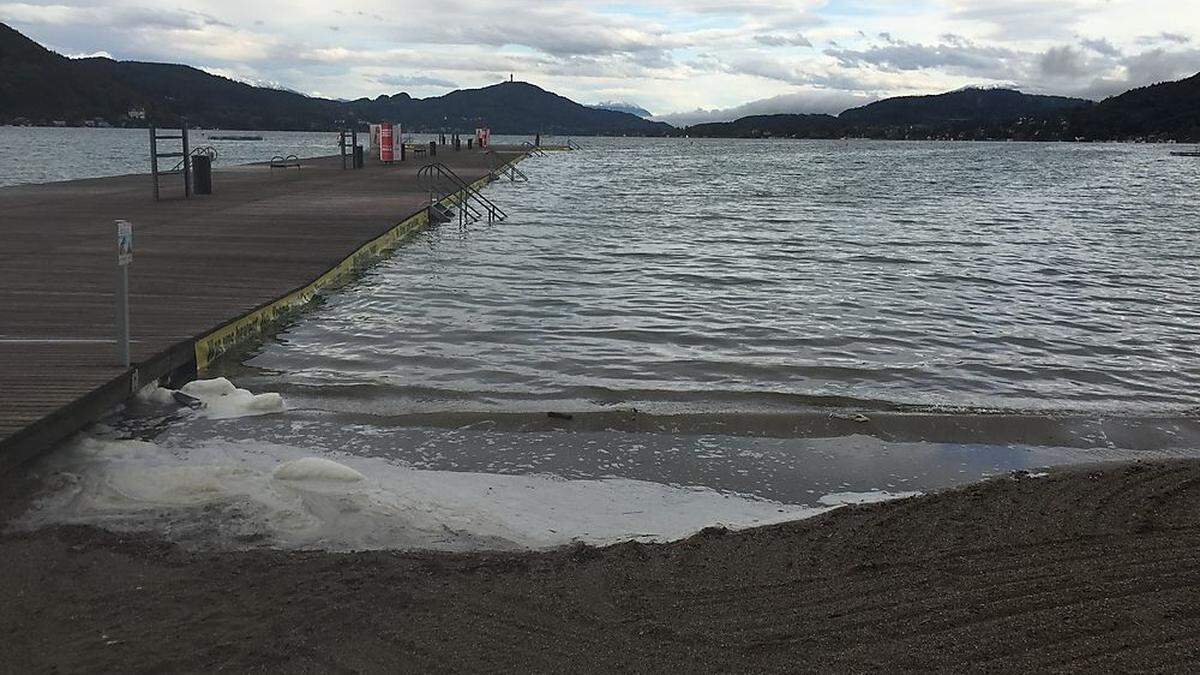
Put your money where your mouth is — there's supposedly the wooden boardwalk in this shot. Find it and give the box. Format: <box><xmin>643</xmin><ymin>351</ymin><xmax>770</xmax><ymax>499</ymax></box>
<box><xmin>0</xmin><ymin>148</ymin><xmax>522</xmax><ymax>472</ymax></box>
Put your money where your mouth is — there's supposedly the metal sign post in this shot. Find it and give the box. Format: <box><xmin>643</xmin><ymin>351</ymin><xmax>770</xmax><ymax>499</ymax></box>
<box><xmin>115</xmin><ymin>220</ymin><xmax>133</xmax><ymax>367</ymax></box>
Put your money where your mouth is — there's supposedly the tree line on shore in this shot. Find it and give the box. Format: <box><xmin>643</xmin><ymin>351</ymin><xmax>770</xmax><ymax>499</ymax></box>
<box><xmin>685</xmin><ymin>78</ymin><xmax>1200</xmax><ymax>143</ymax></box>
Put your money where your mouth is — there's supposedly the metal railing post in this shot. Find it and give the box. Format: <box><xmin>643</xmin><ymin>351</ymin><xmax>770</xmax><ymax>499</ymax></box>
<box><xmin>150</xmin><ymin>127</ymin><xmax>160</xmax><ymax>201</ymax></box>
<box><xmin>181</xmin><ymin>118</ymin><xmax>191</xmax><ymax>198</ymax></box>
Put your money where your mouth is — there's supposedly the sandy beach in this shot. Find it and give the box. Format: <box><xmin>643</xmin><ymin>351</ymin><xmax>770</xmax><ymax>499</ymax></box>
<box><xmin>4</xmin><ymin>457</ymin><xmax>1199</xmax><ymax>672</ymax></box>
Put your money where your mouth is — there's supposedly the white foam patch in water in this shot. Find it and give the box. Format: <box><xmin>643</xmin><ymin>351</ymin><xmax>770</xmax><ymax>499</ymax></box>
<box><xmin>274</xmin><ymin>457</ymin><xmax>366</xmax><ymax>482</ymax></box>
<box><xmin>179</xmin><ymin>378</ymin><xmax>286</xmax><ymax>419</ymax></box>
<box><xmin>135</xmin><ymin>382</ymin><xmax>178</xmax><ymax>406</ymax></box>
<box><xmin>818</xmin><ymin>490</ymin><xmax>923</xmax><ymax>506</ymax></box>
<box><xmin>20</xmin><ymin>435</ymin><xmax>829</xmax><ymax>552</ymax></box>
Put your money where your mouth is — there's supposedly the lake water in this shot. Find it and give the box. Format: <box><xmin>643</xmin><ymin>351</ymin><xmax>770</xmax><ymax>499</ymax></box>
<box><xmin>245</xmin><ymin>138</ymin><xmax>1200</xmax><ymax>415</ymax></box>
<box><xmin>16</xmin><ymin>135</ymin><xmax>1200</xmax><ymax>551</ymax></box>
<box><xmin>0</xmin><ymin>126</ymin><xmax>339</xmax><ymax>187</ymax></box>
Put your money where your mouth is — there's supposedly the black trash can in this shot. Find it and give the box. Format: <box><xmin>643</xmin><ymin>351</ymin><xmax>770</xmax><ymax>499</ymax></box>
<box><xmin>192</xmin><ymin>154</ymin><xmax>212</xmax><ymax>195</ymax></box>
<box><xmin>429</xmin><ymin>141</ymin><xmax>437</xmax><ymax>157</ymax></box>
<box><xmin>353</xmin><ymin>144</ymin><xmax>364</xmax><ymax>169</ymax></box>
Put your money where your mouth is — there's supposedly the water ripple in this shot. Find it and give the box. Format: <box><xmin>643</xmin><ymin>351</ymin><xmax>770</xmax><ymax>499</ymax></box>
<box><xmin>248</xmin><ymin>138</ymin><xmax>1200</xmax><ymax>414</ymax></box>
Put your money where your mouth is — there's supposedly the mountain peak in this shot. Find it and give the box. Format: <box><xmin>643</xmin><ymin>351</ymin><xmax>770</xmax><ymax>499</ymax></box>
<box><xmin>590</xmin><ymin>101</ymin><xmax>653</xmax><ymax>118</ymax></box>
<box><xmin>0</xmin><ymin>24</ymin><xmax>675</xmax><ymax>134</ymax></box>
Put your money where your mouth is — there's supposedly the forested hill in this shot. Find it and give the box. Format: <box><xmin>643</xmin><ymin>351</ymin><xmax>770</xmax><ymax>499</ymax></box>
<box><xmin>837</xmin><ymin>88</ymin><xmax>1090</xmax><ymax>126</ymax></box>
<box><xmin>347</xmin><ymin>84</ymin><xmax>672</xmax><ymax>135</ymax></box>
<box><xmin>0</xmin><ymin>23</ymin><xmax>672</xmax><ymax>134</ymax></box>
<box><xmin>687</xmin><ymin>80</ymin><xmax>1200</xmax><ymax>142</ymax></box>
<box><xmin>1062</xmin><ymin>72</ymin><xmax>1200</xmax><ymax>141</ymax></box>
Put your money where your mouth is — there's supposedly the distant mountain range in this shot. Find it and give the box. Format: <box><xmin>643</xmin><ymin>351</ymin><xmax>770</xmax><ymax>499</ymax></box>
<box><xmin>0</xmin><ymin>23</ymin><xmax>671</xmax><ymax>135</ymax></box>
<box><xmin>589</xmin><ymin>101</ymin><xmax>653</xmax><ymax>118</ymax></box>
<box><xmin>687</xmin><ymin>81</ymin><xmax>1200</xmax><ymax>142</ymax></box>
<box><xmin>3</xmin><ymin>22</ymin><xmax>1199</xmax><ymax>141</ymax></box>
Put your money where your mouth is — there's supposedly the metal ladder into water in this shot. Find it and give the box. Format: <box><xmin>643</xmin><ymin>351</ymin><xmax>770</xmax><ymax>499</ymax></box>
<box><xmin>490</xmin><ymin>150</ymin><xmax>530</xmax><ymax>182</ymax></box>
<box><xmin>520</xmin><ymin>142</ymin><xmax>547</xmax><ymax>158</ymax></box>
<box><xmin>417</xmin><ymin>162</ymin><xmax>509</xmax><ymax>228</ymax></box>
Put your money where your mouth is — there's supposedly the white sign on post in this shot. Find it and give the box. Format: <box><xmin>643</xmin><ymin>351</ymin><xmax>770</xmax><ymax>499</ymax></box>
<box><xmin>117</xmin><ymin>220</ymin><xmax>133</xmax><ymax>266</ymax></box>
<box><xmin>114</xmin><ymin>219</ymin><xmax>132</xmax><ymax>367</ymax></box>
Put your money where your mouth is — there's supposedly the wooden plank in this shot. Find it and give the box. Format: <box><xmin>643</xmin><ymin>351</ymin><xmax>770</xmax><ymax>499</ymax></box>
<box><xmin>0</xmin><ymin>149</ymin><xmax>524</xmax><ymax>471</ymax></box>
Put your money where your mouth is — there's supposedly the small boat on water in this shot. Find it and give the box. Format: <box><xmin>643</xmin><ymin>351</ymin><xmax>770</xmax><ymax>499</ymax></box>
<box><xmin>1170</xmin><ymin>151</ymin><xmax>1200</xmax><ymax>157</ymax></box>
<box><xmin>209</xmin><ymin>134</ymin><xmax>264</xmax><ymax>141</ymax></box>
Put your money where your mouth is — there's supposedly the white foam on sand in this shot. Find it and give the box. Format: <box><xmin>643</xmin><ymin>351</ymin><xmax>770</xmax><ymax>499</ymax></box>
<box><xmin>20</xmin><ymin>435</ymin><xmax>829</xmax><ymax>552</ymax></box>
<box><xmin>818</xmin><ymin>490</ymin><xmax>923</xmax><ymax>506</ymax></box>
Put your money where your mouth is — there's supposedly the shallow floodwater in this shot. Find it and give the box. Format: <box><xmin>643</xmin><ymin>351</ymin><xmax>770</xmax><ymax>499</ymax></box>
<box><xmin>20</xmin><ymin>138</ymin><xmax>1200</xmax><ymax>551</ymax></box>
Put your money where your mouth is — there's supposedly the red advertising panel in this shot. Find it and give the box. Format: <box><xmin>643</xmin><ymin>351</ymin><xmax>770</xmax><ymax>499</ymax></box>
<box><xmin>380</xmin><ymin>123</ymin><xmax>394</xmax><ymax>162</ymax></box>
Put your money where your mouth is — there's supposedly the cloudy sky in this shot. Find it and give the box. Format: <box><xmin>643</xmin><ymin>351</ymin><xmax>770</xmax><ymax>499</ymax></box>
<box><xmin>2</xmin><ymin>0</ymin><xmax>1198</xmax><ymax>122</ymax></box>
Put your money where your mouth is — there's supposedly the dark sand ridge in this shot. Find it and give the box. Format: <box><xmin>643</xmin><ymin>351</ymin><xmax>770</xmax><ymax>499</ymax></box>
<box><xmin>3</xmin><ymin>457</ymin><xmax>1199</xmax><ymax>672</ymax></box>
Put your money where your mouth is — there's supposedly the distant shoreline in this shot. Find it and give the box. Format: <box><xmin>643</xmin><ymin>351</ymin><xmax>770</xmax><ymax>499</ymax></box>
<box><xmin>4</xmin><ymin>125</ymin><xmax>1197</xmax><ymax>146</ymax></box>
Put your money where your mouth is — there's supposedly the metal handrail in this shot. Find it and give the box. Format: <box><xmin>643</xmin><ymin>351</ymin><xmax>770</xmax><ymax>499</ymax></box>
<box><xmin>488</xmin><ymin>150</ymin><xmax>529</xmax><ymax>182</ymax></box>
<box><xmin>417</xmin><ymin>164</ymin><xmax>475</xmax><ymax>226</ymax></box>
<box><xmin>171</xmin><ymin>145</ymin><xmax>217</xmax><ymax>173</ymax></box>
<box><xmin>420</xmin><ymin>164</ymin><xmax>484</xmax><ymax>223</ymax></box>
<box><xmin>417</xmin><ymin>163</ymin><xmax>508</xmax><ymax>225</ymax></box>
<box><xmin>520</xmin><ymin>141</ymin><xmax>547</xmax><ymax>157</ymax></box>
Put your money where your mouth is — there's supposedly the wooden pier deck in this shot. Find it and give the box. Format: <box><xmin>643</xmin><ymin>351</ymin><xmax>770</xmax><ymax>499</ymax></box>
<box><xmin>0</xmin><ymin>148</ymin><xmax>522</xmax><ymax>472</ymax></box>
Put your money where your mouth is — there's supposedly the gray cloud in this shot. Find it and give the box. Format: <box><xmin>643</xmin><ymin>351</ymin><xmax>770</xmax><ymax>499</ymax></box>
<box><xmin>824</xmin><ymin>38</ymin><xmax>1021</xmax><ymax>79</ymax></box>
<box><xmin>1079</xmin><ymin>38</ymin><xmax>1120</xmax><ymax>58</ymax></box>
<box><xmin>375</xmin><ymin>74</ymin><xmax>459</xmax><ymax>89</ymax></box>
<box><xmin>1038</xmin><ymin>46</ymin><xmax>1089</xmax><ymax>78</ymax></box>
<box><xmin>754</xmin><ymin>33</ymin><xmax>812</xmax><ymax>47</ymax></box>
<box><xmin>654</xmin><ymin>89</ymin><xmax>875</xmax><ymax>125</ymax></box>
<box><xmin>1138</xmin><ymin>31</ymin><xmax>1192</xmax><ymax>45</ymax></box>
<box><xmin>1119</xmin><ymin>47</ymin><xmax>1200</xmax><ymax>89</ymax></box>
<box><xmin>1</xmin><ymin>4</ymin><xmax>231</xmax><ymax>30</ymax></box>
<box><xmin>948</xmin><ymin>0</ymin><xmax>1089</xmax><ymax>40</ymax></box>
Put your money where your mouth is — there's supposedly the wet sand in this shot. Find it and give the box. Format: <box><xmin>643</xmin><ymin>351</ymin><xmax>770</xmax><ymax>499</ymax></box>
<box><xmin>3</xmin><ymin>458</ymin><xmax>1200</xmax><ymax>672</ymax></box>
